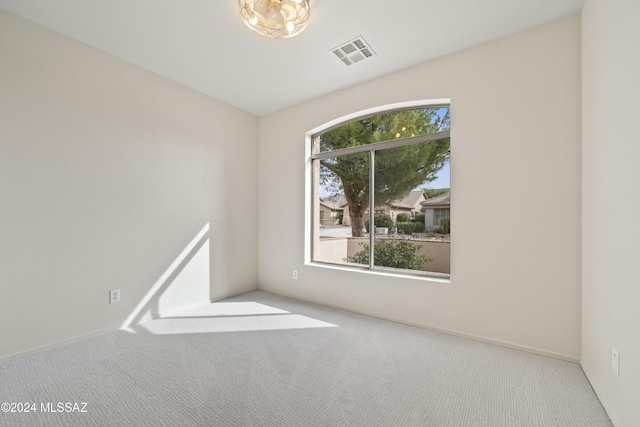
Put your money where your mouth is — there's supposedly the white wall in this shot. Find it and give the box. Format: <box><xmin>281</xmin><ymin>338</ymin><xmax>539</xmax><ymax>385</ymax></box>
<box><xmin>0</xmin><ymin>9</ymin><xmax>258</xmax><ymax>361</ymax></box>
<box><xmin>258</xmin><ymin>16</ymin><xmax>582</xmax><ymax>360</ymax></box>
<box><xmin>582</xmin><ymin>1</ymin><xmax>640</xmax><ymax>425</ymax></box>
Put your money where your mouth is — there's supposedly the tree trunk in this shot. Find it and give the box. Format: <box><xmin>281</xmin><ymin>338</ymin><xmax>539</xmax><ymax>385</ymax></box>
<box><xmin>349</xmin><ymin>203</ymin><xmax>365</xmax><ymax>237</ymax></box>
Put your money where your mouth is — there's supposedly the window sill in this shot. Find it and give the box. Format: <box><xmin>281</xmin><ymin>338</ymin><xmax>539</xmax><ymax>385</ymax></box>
<box><xmin>307</xmin><ymin>261</ymin><xmax>451</xmax><ymax>284</ymax></box>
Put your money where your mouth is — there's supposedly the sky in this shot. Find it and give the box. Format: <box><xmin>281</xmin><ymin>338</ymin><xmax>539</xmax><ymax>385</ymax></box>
<box><xmin>419</xmin><ymin>162</ymin><xmax>450</xmax><ymax>190</ymax></box>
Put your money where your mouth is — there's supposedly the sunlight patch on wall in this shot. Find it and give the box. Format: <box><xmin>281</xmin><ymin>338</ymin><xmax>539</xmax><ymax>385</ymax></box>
<box><xmin>123</xmin><ymin>223</ymin><xmax>210</xmax><ymax>327</ymax></box>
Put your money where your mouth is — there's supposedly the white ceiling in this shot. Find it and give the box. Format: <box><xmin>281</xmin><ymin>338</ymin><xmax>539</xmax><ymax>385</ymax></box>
<box><xmin>0</xmin><ymin>0</ymin><xmax>584</xmax><ymax>116</ymax></box>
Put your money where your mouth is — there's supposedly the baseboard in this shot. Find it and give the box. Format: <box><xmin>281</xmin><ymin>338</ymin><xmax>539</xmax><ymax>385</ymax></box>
<box><xmin>581</xmin><ymin>362</ymin><xmax>621</xmax><ymax>427</ymax></box>
<box><xmin>0</xmin><ymin>326</ymin><xmax>117</xmax><ymax>365</ymax></box>
<box><xmin>409</xmin><ymin>321</ymin><xmax>581</xmax><ymax>363</ymax></box>
<box><xmin>124</xmin><ymin>299</ymin><xmax>213</xmax><ymax>326</ymax></box>
<box><xmin>261</xmin><ymin>288</ymin><xmax>580</xmax><ymax>363</ymax></box>
<box><xmin>210</xmin><ymin>286</ymin><xmax>260</xmax><ymax>303</ymax></box>
<box><xmin>406</xmin><ymin>320</ymin><xmax>580</xmax><ymax>363</ymax></box>
<box><xmin>0</xmin><ymin>298</ymin><xmax>219</xmax><ymax>365</ymax></box>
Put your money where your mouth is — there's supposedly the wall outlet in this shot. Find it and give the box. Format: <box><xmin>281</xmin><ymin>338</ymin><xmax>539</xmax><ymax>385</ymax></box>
<box><xmin>612</xmin><ymin>348</ymin><xmax>620</xmax><ymax>376</ymax></box>
<box><xmin>109</xmin><ymin>289</ymin><xmax>121</xmax><ymax>304</ymax></box>
<box><xmin>293</xmin><ymin>270</ymin><xmax>298</xmax><ymax>280</ymax></box>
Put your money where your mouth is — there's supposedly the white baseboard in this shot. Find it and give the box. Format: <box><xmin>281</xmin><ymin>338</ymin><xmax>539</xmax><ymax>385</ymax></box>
<box><xmin>210</xmin><ymin>286</ymin><xmax>259</xmax><ymax>303</ymax></box>
<box><xmin>261</xmin><ymin>288</ymin><xmax>580</xmax><ymax>363</ymax></box>
<box><xmin>581</xmin><ymin>362</ymin><xmax>621</xmax><ymax>427</ymax></box>
<box><xmin>124</xmin><ymin>299</ymin><xmax>212</xmax><ymax>326</ymax></box>
<box><xmin>0</xmin><ymin>298</ymin><xmax>218</xmax><ymax>364</ymax></box>
<box><xmin>0</xmin><ymin>326</ymin><xmax>116</xmax><ymax>364</ymax></box>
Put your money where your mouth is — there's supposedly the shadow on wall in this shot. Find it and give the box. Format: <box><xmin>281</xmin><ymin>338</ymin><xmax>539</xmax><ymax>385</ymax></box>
<box><xmin>124</xmin><ymin>223</ymin><xmax>211</xmax><ymax>326</ymax></box>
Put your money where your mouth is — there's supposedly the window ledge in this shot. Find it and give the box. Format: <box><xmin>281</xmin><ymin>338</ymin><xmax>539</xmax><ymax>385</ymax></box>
<box><xmin>307</xmin><ymin>261</ymin><xmax>451</xmax><ymax>284</ymax></box>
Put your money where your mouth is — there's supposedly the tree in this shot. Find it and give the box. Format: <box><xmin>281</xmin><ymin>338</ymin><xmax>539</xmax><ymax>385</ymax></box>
<box><xmin>319</xmin><ymin>108</ymin><xmax>450</xmax><ymax>237</ymax></box>
<box><xmin>423</xmin><ymin>188</ymin><xmax>450</xmax><ymax>199</ymax></box>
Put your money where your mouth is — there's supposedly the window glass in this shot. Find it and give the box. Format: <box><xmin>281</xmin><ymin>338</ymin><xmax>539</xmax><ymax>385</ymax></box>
<box><xmin>313</xmin><ymin>152</ymin><xmax>369</xmax><ymax>266</ymax></box>
<box><xmin>317</xmin><ymin>107</ymin><xmax>448</xmax><ymax>153</ymax></box>
<box><xmin>311</xmin><ymin>105</ymin><xmax>450</xmax><ymax>278</ymax></box>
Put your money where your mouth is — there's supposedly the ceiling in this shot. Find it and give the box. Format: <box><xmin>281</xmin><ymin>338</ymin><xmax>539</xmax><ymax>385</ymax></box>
<box><xmin>0</xmin><ymin>0</ymin><xmax>584</xmax><ymax>116</ymax></box>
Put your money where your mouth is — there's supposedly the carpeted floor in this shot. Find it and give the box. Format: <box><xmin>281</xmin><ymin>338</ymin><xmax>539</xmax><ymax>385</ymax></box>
<box><xmin>0</xmin><ymin>290</ymin><xmax>612</xmax><ymax>426</ymax></box>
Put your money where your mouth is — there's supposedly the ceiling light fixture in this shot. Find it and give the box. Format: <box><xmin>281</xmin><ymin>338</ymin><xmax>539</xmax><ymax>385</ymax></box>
<box><xmin>239</xmin><ymin>0</ymin><xmax>310</xmax><ymax>39</ymax></box>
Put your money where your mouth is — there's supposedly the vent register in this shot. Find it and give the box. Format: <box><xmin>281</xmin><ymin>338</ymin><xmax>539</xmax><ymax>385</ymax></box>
<box><xmin>331</xmin><ymin>36</ymin><xmax>376</xmax><ymax>66</ymax></box>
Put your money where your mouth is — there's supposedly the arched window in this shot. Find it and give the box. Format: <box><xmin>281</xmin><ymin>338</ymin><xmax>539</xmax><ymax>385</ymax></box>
<box><xmin>308</xmin><ymin>101</ymin><xmax>451</xmax><ymax>278</ymax></box>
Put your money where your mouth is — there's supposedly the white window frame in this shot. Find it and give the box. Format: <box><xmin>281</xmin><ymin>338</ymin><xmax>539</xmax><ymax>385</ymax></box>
<box><xmin>304</xmin><ymin>99</ymin><xmax>451</xmax><ymax>281</ymax></box>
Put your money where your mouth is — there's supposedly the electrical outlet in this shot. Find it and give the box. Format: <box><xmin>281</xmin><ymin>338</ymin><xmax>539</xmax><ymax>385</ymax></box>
<box><xmin>109</xmin><ymin>289</ymin><xmax>121</xmax><ymax>304</ymax></box>
<box><xmin>612</xmin><ymin>348</ymin><xmax>620</xmax><ymax>376</ymax></box>
<box><xmin>293</xmin><ymin>270</ymin><xmax>298</xmax><ymax>279</ymax></box>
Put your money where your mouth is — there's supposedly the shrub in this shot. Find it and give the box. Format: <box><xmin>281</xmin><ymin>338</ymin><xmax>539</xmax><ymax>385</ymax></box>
<box><xmin>364</xmin><ymin>213</ymin><xmax>394</xmax><ymax>233</ymax></box>
<box><xmin>439</xmin><ymin>218</ymin><xmax>451</xmax><ymax>234</ymax></box>
<box><xmin>396</xmin><ymin>222</ymin><xmax>416</xmax><ymax>235</ymax></box>
<box><xmin>413</xmin><ymin>212</ymin><xmax>425</xmax><ymax>224</ymax></box>
<box><xmin>413</xmin><ymin>221</ymin><xmax>425</xmax><ymax>233</ymax></box>
<box><xmin>336</xmin><ymin>213</ymin><xmax>344</xmax><ymax>225</ymax></box>
<box><xmin>396</xmin><ymin>213</ymin><xmax>411</xmax><ymax>223</ymax></box>
<box><xmin>345</xmin><ymin>239</ymin><xmax>433</xmax><ymax>270</ymax></box>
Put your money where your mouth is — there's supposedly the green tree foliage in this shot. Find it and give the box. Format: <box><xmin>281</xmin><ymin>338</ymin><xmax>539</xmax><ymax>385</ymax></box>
<box><xmin>320</xmin><ymin>108</ymin><xmax>450</xmax><ymax>237</ymax></box>
<box><xmin>345</xmin><ymin>239</ymin><xmax>433</xmax><ymax>271</ymax></box>
<box><xmin>424</xmin><ymin>188</ymin><xmax>450</xmax><ymax>199</ymax></box>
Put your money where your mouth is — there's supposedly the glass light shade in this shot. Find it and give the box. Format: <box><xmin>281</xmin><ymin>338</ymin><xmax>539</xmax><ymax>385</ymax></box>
<box><xmin>240</xmin><ymin>0</ymin><xmax>310</xmax><ymax>39</ymax></box>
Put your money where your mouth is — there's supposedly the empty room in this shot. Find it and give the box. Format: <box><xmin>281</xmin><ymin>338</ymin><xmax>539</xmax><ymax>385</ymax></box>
<box><xmin>0</xmin><ymin>0</ymin><xmax>638</xmax><ymax>426</ymax></box>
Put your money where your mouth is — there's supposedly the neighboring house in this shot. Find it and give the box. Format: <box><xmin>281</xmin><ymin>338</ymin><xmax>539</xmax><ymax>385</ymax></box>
<box><xmin>319</xmin><ymin>199</ymin><xmax>344</xmax><ymax>225</ymax></box>
<box><xmin>341</xmin><ymin>190</ymin><xmax>426</xmax><ymax>226</ymax></box>
<box><xmin>389</xmin><ymin>190</ymin><xmax>426</xmax><ymax>219</ymax></box>
<box><xmin>420</xmin><ymin>193</ymin><xmax>450</xmax><ymax>231</ymax></box>
<box><xmin>375</xmin><ymin>190</ymin><xmax>426</xmax><ymax>221</ymax></box>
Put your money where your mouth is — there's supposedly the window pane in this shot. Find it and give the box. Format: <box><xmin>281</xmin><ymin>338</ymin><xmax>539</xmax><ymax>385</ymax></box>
<box><xmin>312</xmin><ymin>153</ymin><xmax>370</xmax><ymax>267</ymax></box>
<box><xmin>316</xmin><ymin>107</ymin><xmax>449</xmax><ymax>153</ymax></box>
<box><xmin>310</xmin><ymin>103</ymin><xmax>450</xmax><ymax>280</ymax></box>
<box><xmin>372</xmin><ymin>142</ymin><xmax>450</xmax><ymax>276</ymax></box>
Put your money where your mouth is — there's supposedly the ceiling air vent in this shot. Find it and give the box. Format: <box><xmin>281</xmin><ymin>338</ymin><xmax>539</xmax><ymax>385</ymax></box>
<box><xmin>331</xmin><ymin>36</ymin><xmax>376</xmax><ymax>66</ymax></box>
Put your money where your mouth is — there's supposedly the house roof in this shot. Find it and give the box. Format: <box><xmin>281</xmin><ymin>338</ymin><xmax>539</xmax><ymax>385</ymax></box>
<box><xmin>421</xmin><ymin>193</ymin><xmax>451</xmax><ymax>208</ymax></box>
<box><xmin>329</xmin><ymin>194</ymin><xmax>348</xmax><ymax>208</ymax></box>
<box><xmin>336</xmin><ymin>190</ymin><xmax>425</xmax><ymax>210</ymax></box>
<box><xmin>390</xmin><ymin>190</ymin><xmax>425</xmax><ymax>210</ymax></box>
<box><xmin>319</xmin><ymin>199</ymin><xmax>343</xmax><ymax>211</ymax></box>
